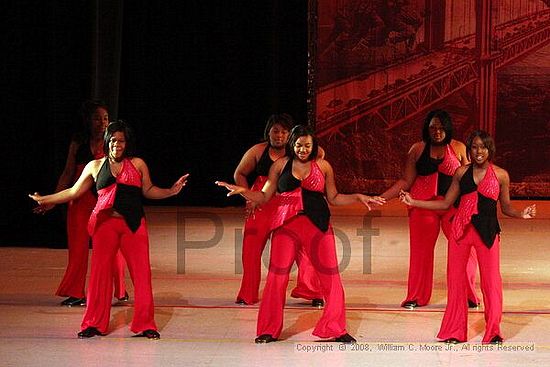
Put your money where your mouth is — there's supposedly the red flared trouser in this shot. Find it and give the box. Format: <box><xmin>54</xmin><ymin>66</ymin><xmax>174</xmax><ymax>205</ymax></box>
<box><xmin>256</xmin><ymin>215</ymin><xmax>347</xmax><ymax>339</ymax></box>
<box><xmin>405</xmin><ymin>207</ymin><xmax>479</xmax><ymax>306</ymax></box>
<box><xmin>56</xmin><ymin>191</ymin><xmax>127</xmax><ymax>299</ymax></box>
<box><xmin>437</xmin><ymin>224</ymin><xmax>502</xmax><ymax>343</ymax></box>
<box><xmin>81</xmin><ymin>216</ymin><xmax>156</xmax><ymax>334</ymax></box>
<box><xmin>237</xmin><ymin>208</ymin><xmax>322</xmax><ymax>305</ymax></box>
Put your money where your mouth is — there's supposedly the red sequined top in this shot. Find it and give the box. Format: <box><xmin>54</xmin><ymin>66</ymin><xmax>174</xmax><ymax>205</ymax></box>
<box><xmin>270</xmin><ymin>159</ymin><xmax>330</xmax><ymax>232</ymax></box>
<box><xmin>410</xmin><ymin>143</ymin><xmax>461</xmax><ymax>201</ymax></box>
<box><xmin>87</xmin><ymin>158</ymin><xmax>144</xmax><ymax>235</ymax></box>
<box><xmin>452</xmin><ymin>164</ymin><xmax>501</xmax><ymax>247</ymax></box>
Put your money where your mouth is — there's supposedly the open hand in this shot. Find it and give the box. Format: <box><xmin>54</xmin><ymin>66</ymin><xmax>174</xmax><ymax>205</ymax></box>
<box><xmin>171</xmin><ymin>174</ymin><xmax>189</xmax><ymax>195</ymax></box>
<box><xmin>358</xmin><ymin>194</ymin><xmax>386</xmax><ymax>210</ymax></box>
<box><xmin>215</xmin><ymin>181</ymin><xmax>246</xmax><ymax>197</ymax></box>
<box><xmin>522</xmin><ymin>204</ymin><xmax>536</xmax><ymax>219</ymax></box>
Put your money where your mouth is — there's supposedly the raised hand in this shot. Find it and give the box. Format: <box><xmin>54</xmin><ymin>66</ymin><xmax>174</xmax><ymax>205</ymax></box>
<box><xmin>522</xmin><ymin>204</ymin><xmax>536</xmax><ymax>219</ymax></box>
<box><xmin>170</xmin><ymin>174</ymin><xmax>190</xmax><ymax>195</ymax></box>
<box><xmin>215</xmin><ymin>181</ymin><xmax>246</xmax><ymax>197</ymax></box>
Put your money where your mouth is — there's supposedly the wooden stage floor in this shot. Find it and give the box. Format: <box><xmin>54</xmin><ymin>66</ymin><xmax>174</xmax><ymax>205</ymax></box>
<box><xmin>1</xmin><ymin>201</ymin><xmax>549</xmax><ymax>366</ymax></box>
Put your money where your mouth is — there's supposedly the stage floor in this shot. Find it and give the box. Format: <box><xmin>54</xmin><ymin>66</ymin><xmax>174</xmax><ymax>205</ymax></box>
<box><xmin>1</xmin><ymin>201</ymin><xmax>550</xmax><ymax>366</ymax></box>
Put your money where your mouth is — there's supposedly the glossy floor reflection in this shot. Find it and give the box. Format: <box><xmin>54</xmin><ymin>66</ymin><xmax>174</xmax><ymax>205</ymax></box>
<box><xmin>1</xmin><ymin>201</ymin><xmax>549</xmax><ymax>366</ymax></box>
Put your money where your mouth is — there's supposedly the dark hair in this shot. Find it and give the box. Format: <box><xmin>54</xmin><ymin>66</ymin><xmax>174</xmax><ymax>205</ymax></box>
<box><xmin>422</xmin><ymin>109</ymin><xmax>453</xmax><ymax>145</ymax></box>
<box><xmin>285</xmin><ymin>124</ymin><xmax>319</xmax><ymax>161</ymax></box>
<box><xmin>103</xmin><ymin>120</ymin><xmax>136</xmax><ymax>158</ymax></box>
<box><xmin>466</xmin><ymin>130</ymin><xmax>495</xmax><ymax>161</ymax></box>
<box><xmin>80</xmin><ymin>99</ymin><xmax>108</xmax><ymax>129</ymax></box>
<box><xmin>264</xmin><ymin>113</ymin><xmax>295</xmax><ymax>141</ymax></box>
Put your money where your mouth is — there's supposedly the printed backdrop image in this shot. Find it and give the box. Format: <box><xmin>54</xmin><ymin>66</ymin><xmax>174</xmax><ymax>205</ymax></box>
<box><xmin>310</xmin><ymin>0</ymin><xmax>550</xmax><ymax>197</ymax></box>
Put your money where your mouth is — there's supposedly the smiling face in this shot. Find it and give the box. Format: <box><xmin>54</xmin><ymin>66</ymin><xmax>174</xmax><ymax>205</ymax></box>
<box><xmin>466</xmin><ymin>130</ymin><xmax>495</xmax><ymax>166</ymax></box>
<box><xmin>268</xmin><ymin>123</ymin><xmax>290</xmax><ymax>149</ymax></box>
<box><xmin>108</xmin><ymin>131</ymin><xmax>126</xmax><ymax>161</ymax></box>
<box><xmin>469</xmin><ymin>136</ymin><xmax>489</xmax><ymax>165</ymax></box>
<box><xmin>293</xmin><ymin>135</ymin><xmax>314</xmax><ymax>162</ymax></box>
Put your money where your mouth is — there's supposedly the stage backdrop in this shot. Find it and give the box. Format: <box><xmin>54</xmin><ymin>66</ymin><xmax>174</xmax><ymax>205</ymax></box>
<box><xmin>309</xmin><ymin>0</ymin><xmax>550</xmax><ymax>197</ymax></box>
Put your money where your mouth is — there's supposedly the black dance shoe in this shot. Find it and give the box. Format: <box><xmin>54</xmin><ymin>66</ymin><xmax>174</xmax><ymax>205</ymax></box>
<box><xmin>312</xmin><ymin>298</ymin><xmax>324</xmax><ymax>308</ymax></box>
<box><xmin>442</xmin><ymin>338</ymin><xmax>462</xmax><ymax>344</ymax></box>
<box><xmin>468</xmin><ymin>299</ymin><xmax>480</xmax><ymax>308</ymax></box>
<box><xmin>235</xmin><ymin>299</ymin><xmax>248</xmax><ymax>305</ymax></box>
<box><xmin>77</xmin><ymin>327</ymin><xmax>103</xmax><ymax>338</ymax></box>
<box><xmin>255</xmin><ymin>334</ymin><xmax>277</xmax><ymax>344</ymax></box>
<box><xmin>402</xmin><ymin>300</ymin><xmax>418</xmax><ymax>310</ymax></box>
<box><xmin>333</xmin><ymin>333</ymin><xmax>357</xmax><ymax>343</ymax></box>
<box><xmin>62</xmin><ymin>297</ymin><xmax>86</xmax><ymax>307</ymax></box>
<box><xmin>135</xmin><ymin>329</ymin><xmax>160</xmax><ymax>340</ymax></box>
<box><xmin>489</xmin><ymin>336</ymin><xmax>503</xmax><ymax>345</ymax></box>
<box><xmin>117</xmin><ymin>292</ymin><xmax>129</xmax><ymax>302</ymax></box>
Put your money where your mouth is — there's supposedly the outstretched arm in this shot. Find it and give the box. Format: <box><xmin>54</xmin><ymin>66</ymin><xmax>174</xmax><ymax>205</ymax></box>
<box><xmin>496</xmin><ymin>167</ymin><xmax>537</xmax><ymax>219</ymax></box>
<box><xmin>322</xmin><ymin>160</ymin><xmax>386</xmax><ymax>210</ymax></box>
<box><xmin>29</xmin><ymin>160</ymin><xmax>96</xmax><ymax>206</ymax></box>
<box><xmin>217</xmin><ymin>157</ymin><xmax>284</xmax><ymax>204</ymax></box>
<box><xmin>400</xmin><ymin>167</ymin><xmax>463</xmax><ymax>210</ymax></box>
<box><xmin>33</xmin><ymin>140</ymin><xmax>80</xmax><ymax>214</ymax></box>
<box><xmin>133</xmin><ymin>158</ymin><xmax>188</xmax><ymax>200</ymax></box>
<box><xmin>380</xmin><ymin>143</ymin><xmax>421</xmax><ymax>200</ymax></box>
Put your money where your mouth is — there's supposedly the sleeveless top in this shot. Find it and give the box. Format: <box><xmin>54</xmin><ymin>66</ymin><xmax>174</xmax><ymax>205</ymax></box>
<box><xmin>73</xmin><ymin>139</ymin><xmax>104</xmax><ymax>182</ymax></box>
<box><xmin>270</xmin><ymin>159</ymin><xmax>330</xmax><ymax>232</ymax></box>
<box><xmin>256</xmin><ymin>144</ymin><xmax>273</xmax><ymax>177</ymax></box>
<box><xmin>410</xmin><ymin>143</ymin><xmax>461</xmax><ymax>200</ymax></box>
<box><xmin>249</xmin><ymin>144</ymin><xmax>274</xmax><ymax>192</ymax></box>
<box><xmin>452</xmin><ymin>164</ymin><xmax>501</xmax><ymax>248</ymax></box>
<box><xmin>87</xmin><ymin>158</ymin><xmax>144</xmax><ymax>235</ymax></box>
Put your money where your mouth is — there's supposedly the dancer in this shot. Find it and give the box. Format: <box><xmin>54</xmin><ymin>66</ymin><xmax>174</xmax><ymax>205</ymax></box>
<box><xmin>233</xmin><ymin>113</ymin><xmax>323</xmax><ymax>306</ymax></box>
<box><xmin>381</xmin><ymin>109</ymin><xmax>480</xmax><ymax>309</ymax></box>
<box><xmin>217</xmin><ymin>125</ymin><xmax>385</xmax><ymax>343</ymax></box>
<box><xmin>30</xmin><ymin>121</ymin><xmax>188</xmax><ymax>339</ymax></box>
<box><xmin>400</xmin><ymin>130</ymin><xmax>536</xmax><ymax>344</ymax></box>
<box><xmin>33</xmin><ymin>100</ymin><xmax>127</xmax><ymax>307</ymax></box>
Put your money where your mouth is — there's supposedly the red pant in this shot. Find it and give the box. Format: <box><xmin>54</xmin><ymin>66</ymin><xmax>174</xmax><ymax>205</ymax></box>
<box><xmin>56</xmin><ymin>191</ymin><xmax>126</xmax><ymax>299</ymax></box>
<box><xmin>81</xmin><ymin>216</ymin><xmax>156</xmax><ymax>334</ymax></box>
<box><xmin>237</xmin><ymin>208</ymin><xmax>322</xmax><ymax>305</ymax></box>
<box><xmin>256</xmin><ymin>216</ymin><xmax>347</xmax><ymax>339</ymax></box>
<box><xmin>405</xmin><ymin>207</ymin><xmax>479</xmax><ymax>306</ymax></box>
<box><xmin>437</xmin><ymin>224</ymin><xmax>502</xmax><ymax>343</ymax></box>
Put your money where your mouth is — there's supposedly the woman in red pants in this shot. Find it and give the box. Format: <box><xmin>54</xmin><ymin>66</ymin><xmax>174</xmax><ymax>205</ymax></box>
<box><xmin>400</xmin><ymin>130</ymin><xmax>536</xmax><ymax>344</ymax></box>
<box><xmin>381</xmin><ymin>109</ymin><xmax>480</xmax><ymax>309</ymax></box>
<box><xmin>30</xmin><ymin>120</ymin><xmax>188</xmax><ymax>339</ymax></box>
<box><xmin>34</xmin><ymin>100</ymin><xmax>127</xmax><ymax>307</ymax></box>
<box><xmin>217</xmin><ymin>125</ymin><xmax>385</xmax><ymax>343</ymax></box>
<box><xmin>233</xmin><ymin>113</ymin><xmax>323</xmax><ymax>306</ymax></box>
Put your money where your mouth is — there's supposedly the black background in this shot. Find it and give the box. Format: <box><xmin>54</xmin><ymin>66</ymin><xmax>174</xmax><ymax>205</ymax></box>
<box><xmin>1</xmin><ymin>1</ymin><xmax>308</xmax><ymax>246</ymax></box>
